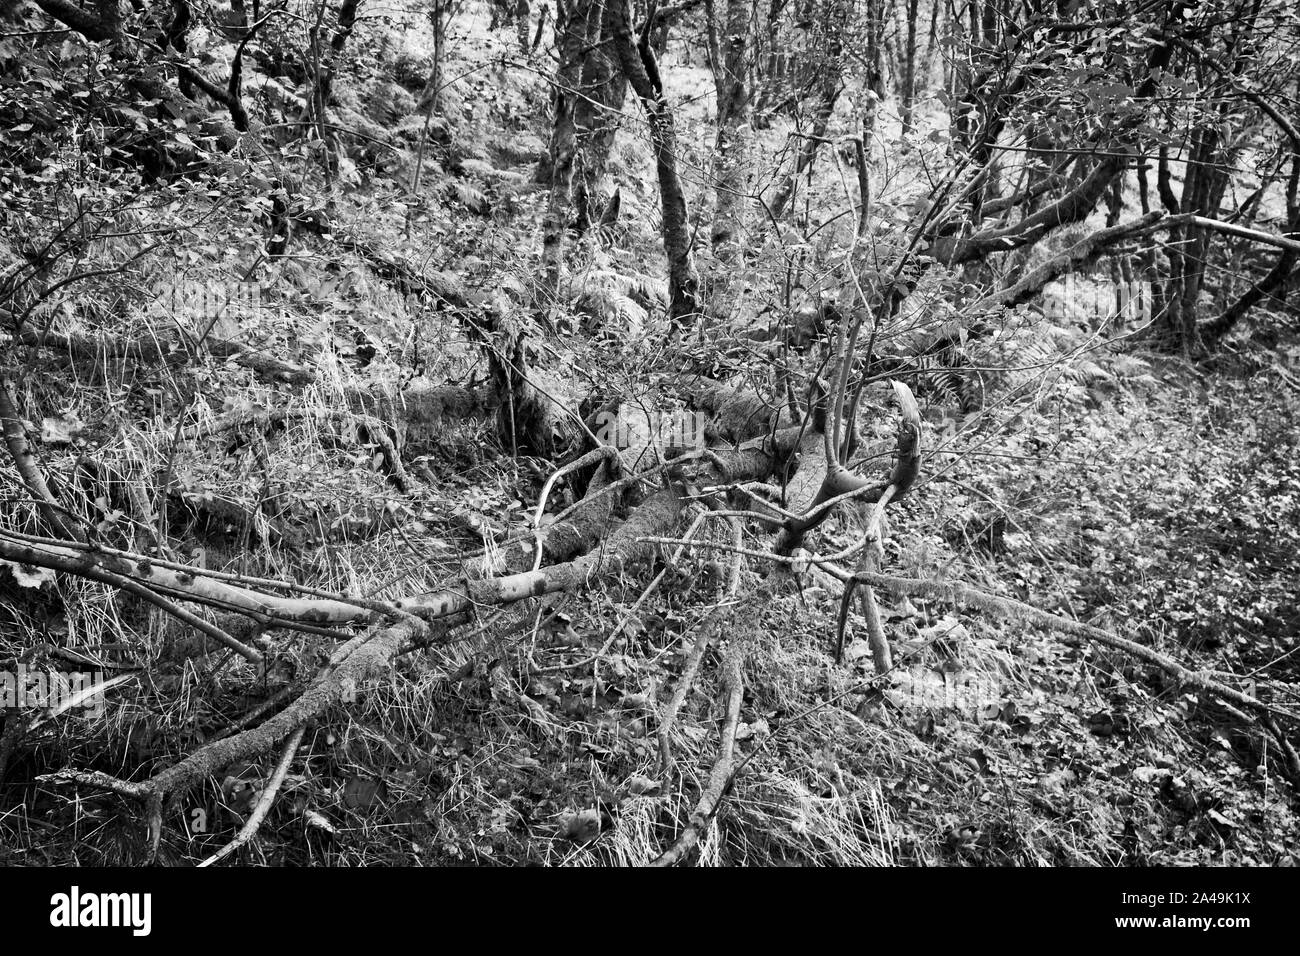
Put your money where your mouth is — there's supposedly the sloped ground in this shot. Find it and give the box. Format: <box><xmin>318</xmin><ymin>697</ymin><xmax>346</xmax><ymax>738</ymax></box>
<box><xmin>1</xmin><ymin>3</ymin><xmax>1297</xmax><ymax>866</ymax></box>
<box><xmin>5</xmin><ymin>324</ymin><xmax>1295</xmax><ymax>866</ymax></box>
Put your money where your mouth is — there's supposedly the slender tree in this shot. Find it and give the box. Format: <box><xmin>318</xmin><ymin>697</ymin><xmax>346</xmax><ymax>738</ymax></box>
<box><xmin>611</xmin><ymin>0</ymin><xmax>701</xmax><ymax>326</ymax></box>
<box><xmin>709</xmin><ymin>0</ymin><xmax>753</xmax><ymax>261</ymax></box>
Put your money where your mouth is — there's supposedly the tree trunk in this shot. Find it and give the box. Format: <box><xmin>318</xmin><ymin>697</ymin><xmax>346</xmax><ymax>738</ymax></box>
<box><xmin>752</xmin><ymin>0</ymin><xmax>790</xmax><ymax>125</ymax></box>
<box><xmin>1202</xmin><ymin>152</ymin><xmax>1300</xmax><ymax>345</ymax></box>
<box><xmin>573</xmin><ymin>0</ymin><xmax>628</xmax><ymax>236</ymax></box>
<box><xmin>857</xmin><ymin>0</ymin><xmax>885</xmax><ymax>236</ymax></box>
<box><xmin>899</xmin><ymin>0</ymin><xmax>920</xmax><ymax>134</ymax></box>
<box><xmin>766</xmin><ymin>0</ymin><xmax>847</xmax><ymax>219</ymax></box>
<box><xmin>539</xmin><ymin>0</ymin><xmax>601</xmax><ymax>296</ymax></box>
<box><xmin>1157</xmin><ymin>122</ymin><xmax>1231</xmax><ymax>352</ymax></box>
<box><xmin>308</xmin><ymin>0</ymin><xmax>361</xmax><ymax>124</ymax></box>
<box><xmin>611</xmin><ymin>0</ymin><xmax>702</xmax><ymax>328</ymax></box>
<box><xmin>709</xmin><ymin>0</ymin><xmax>752</xmax><ymax>261</ymax></box>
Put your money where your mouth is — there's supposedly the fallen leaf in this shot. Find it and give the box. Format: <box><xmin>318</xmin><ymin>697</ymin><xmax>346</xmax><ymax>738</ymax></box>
<box><xmin>558</xmin><ymin>808</ymin><xmax>602</xmax><ymax>843</ymax></box>
<box><xmin>625</xmin><ymin>775</ymin><xmax>661</xmax><ymax>796</ymax></box>
<box><xmin>0</xmin><ymin>559</ymin><xmax>56</xmax><ymax>589</ymax></box>
<box><xmin>302</xmin><ymin>809</ymin><xmax>338</xmax><ymax>834</ymax></box>
<box><xmin>41</xmin><ymin>412</ymin><xmax>84</xmax><ymax>445</ymax></box>
<box><xmin>342</xmin><ymin>776</ymin><xmax>386</xmax><ymax>809</ymax></box>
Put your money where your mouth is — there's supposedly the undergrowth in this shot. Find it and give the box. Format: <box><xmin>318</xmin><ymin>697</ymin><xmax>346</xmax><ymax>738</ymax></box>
<box><xmin>1</xmin><ymin>1</ymin><xmax>1297</xmax><ymax>867</ymax></box>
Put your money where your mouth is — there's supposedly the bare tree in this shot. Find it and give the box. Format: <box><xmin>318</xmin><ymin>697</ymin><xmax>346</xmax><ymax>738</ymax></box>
<box><xmin>611</xmin><ymin>0</ymin><xmax>701</xmax><ymax>326</ymax></box>
<box><xmin>898</xmin><ymin>0</ymin><xmax>920</xmax><ymax>133</ymax></box>
<box><xmin>539</xmin><ymin>0</ymin><xmax>603</xmax><ymax>296</ymax></box>
<box><xmin>708</xmin><ymin>0</ymin><xmax>753</xmax><ymax>261</ymax></box>
<box><xmin>766</xmin><ymin>0</ymin><xmax>851</xmax><ymax>219</ymax></box>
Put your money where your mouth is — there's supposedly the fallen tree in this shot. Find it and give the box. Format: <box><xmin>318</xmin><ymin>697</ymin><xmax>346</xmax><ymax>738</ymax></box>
<box><xmin>0</xmin><ymin>358</ymin><xmax>932</xmax><ymax>857</ymax></box>
<box><xmin>4</xmin><ymin>345</ymin><xmax>1297</xmax><ymax>863</ymax></box>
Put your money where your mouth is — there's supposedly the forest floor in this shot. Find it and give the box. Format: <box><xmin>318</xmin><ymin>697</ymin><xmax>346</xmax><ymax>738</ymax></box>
<box><xmin>7</xmin><ymin>334</ymin><xmax>1295</xmax><ymax>866</ymax></box>
<box><xmin>1</xmin><ymin>2</ymin><xmax>1297</xmax><ymax>866</ymax></box>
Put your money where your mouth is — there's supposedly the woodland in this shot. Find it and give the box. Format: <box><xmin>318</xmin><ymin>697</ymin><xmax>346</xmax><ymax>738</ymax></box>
<box><xmin>0</xmin><ymin>0</ymin><xmax>1297</xmax><ymax>867</ymax></box>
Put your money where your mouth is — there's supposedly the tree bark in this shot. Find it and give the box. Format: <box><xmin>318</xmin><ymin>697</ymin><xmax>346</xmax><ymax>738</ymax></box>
<box><xmin>573</xmin><ymin>0</ymin><xmax>628</xmax><ymax>236</ymax></box>
<box><xmin>611</xmin><ymin>0</ymin><xmax>702</xmax><ymax>327</ymax></box>
<box><xmin>766</xmin><ymin>0</ymin><xmax>846</xmax><ymax>220</ymax></box>
<box><xmin>708</xmin><ymin>0</ymin><xmax>752</xmax><ymax>261</ymax></box>
<box><xmin>899</xmin><ymin>0</ymin><xmax>920</xmax><ymax>134</ymax></box>
<box><xmin>540</xmin><ymin>0</ymin><xmax>601</xmax><ymax>295</ymax></box>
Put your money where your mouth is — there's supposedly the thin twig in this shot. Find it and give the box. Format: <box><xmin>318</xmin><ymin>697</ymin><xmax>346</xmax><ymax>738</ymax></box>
<box><xmin>650</xmin><ymin>639</ymin><xmax>745</xmax><ymax>867</ymax></box>
<box><xmin>197</xmin><ymin>724</ymin><xmax>307</xmax><ymax>867</ymax></box>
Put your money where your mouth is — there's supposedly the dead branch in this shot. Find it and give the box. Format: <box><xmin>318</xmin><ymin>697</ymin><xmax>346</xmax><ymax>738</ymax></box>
<box><xmin>182</xmin><ymin>406</ymin><xmax>414</xmax><ymax>493</ymax></box>
<box><xmin>852</xmin><ymin>570</ymin><xmax>1294</xmax><ymax>725</ymax></box>
<box><xmin>649</xmin><ymin>639</ymin><xmax>745</xmax><ymax>867</ymax></box>
<box><xmin>858</xmin><ymin>496</ymin><xmax>894</xmax><ymax>674</ymax></box>
<box><xmin>529</xmin><ymin>446</ymin><xmax>621</xmax><ymax>570</ymax></box>
<box><xmin>0</xmin><ymin>375</ymin><xmax>86</xmax><ymax>542</ymax></box>
<box><xmin>42</xmin><ymin>617</ymin><xmax>425</xmax><ymax>806</ymax></box>
<box><xmin>11</xmin><ymin>327</ymin><xmax>314</xmax><ymax>383</ymax></box>
<box><xmin>29</xmin><ymin>488</ymin><xmax>692</xmax><ymax>810</ymax></box>
<box><xmin>656</xmin><ymin>514</ymin><xmax>742</xmax><ymax>776</ymax></box>
<box><xmin>197</xmin><ymin>724</ymin><xmax>306</xmax><ymax>867</ymax></box>
<box><xmin>775</xmin><ymin>381</ymin><xmax>920</xmax><ymax>554</ymax></box>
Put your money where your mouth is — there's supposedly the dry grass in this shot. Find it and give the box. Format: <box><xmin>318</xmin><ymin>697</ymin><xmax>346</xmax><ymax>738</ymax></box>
<box><xmin>2</xmin><ymin>2</ymin><xmax>1295</xmax><ymax>868</ymax></box>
